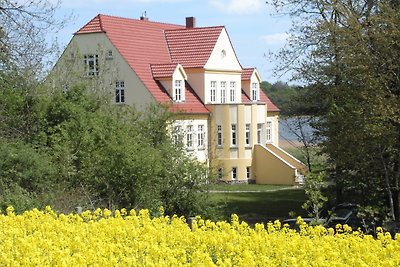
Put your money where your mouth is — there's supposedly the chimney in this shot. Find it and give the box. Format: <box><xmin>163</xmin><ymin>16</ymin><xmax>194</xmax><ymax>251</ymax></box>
<box><xmin>186</xmin><ymin>17</ymin><xmax>196</xmax><ymax>28</ymax></box>
<box><xmin>140</xmin><ymin>11</ymin><xmax>149</xmax><ymax>21</ymax></box>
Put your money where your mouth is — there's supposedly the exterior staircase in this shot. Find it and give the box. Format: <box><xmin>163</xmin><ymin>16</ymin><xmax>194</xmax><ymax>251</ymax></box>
<box><xmin>252</xmin><ymin>144</ymin><xmax>308</xmax><ymax>185</ymax></box>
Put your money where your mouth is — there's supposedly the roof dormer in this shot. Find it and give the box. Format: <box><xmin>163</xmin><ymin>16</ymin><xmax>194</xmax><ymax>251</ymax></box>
<box><xmin>241</xmin><ymin>68</ymin><xmax>262</xmax><ymax>102</ymax></box>
<box><xmin>151</xmin><ymin>63</ymin><xmax>187</xmax><ymax>102</ymax></box>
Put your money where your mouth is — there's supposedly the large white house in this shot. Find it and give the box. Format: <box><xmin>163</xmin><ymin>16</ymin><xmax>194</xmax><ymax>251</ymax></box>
<box><xmin>51</xmin><ymin>14</ymin><xmax>306</xmax><ymax>185</ymax></box>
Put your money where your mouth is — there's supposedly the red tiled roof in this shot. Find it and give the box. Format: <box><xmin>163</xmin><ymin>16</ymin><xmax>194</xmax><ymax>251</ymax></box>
<box><xmin>75</xmin><ymin>14</ymin><xmax>209</xmax><ymax>114</ymax></box>
<box><xmin>241</xmin><ymin>89</ymin><xmax>280</xmax><ymax>112</ymax></box>
<box><xmin>165</xmin><ymin>26</ymin><xmax>224</xmax><ymax>68</ymax></box>
<box><xmin>241</xmin><ymin>68</ymin><xmax>254</xmax><ymax>80</ymax></box>
<box><xmin>260</xmin><ymin>91</ymin><xmax>280</xmax><ymax>112</ymax></box>
<box><xmin>170</xmin><ymin>82</ymin><xmax>210</xmax><ymax>114</ymax></box>
<box><xmin>150</xmin><ymin>63</ymin><xmax>179</xmax><ymax>78</ymax></box>
<box><xmin>75</xmin><ymin>15</ymin><xmax>106</xmax><ymax>34</ymax></box>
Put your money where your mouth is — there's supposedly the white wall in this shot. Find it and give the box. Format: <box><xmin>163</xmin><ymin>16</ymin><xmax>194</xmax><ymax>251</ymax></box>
<box><xmin>173</xmin><ymin>119</ymin><xmax>209</xmax><ymax>162</ymax></box>
<box><xmin>51</xmin><ymin>33</ymin><xmax>155</xmax><ymax>110</ymax></box>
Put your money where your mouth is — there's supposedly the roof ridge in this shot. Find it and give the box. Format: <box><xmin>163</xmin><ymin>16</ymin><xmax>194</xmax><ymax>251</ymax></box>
<box><xmin>165</xmin><ymin>25</ymin><xmax>225</xmax><ymax>32</ymax></box>
<box><xmin>96</xmin><ymin>13</ymin><xmax>185</xmax><ymax>28</ymax></box>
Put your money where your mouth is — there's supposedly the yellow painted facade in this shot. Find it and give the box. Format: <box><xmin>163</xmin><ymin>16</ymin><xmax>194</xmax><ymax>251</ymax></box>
<box><xmin>51</xmin><ymin>15</ymin><xmax>308</xmax><ymax>186</ymax></box>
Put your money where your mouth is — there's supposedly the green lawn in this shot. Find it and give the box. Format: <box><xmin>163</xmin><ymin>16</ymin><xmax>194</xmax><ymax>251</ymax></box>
<box><xmin>207</xmin><ymin>183</ymin><xmax>291</xmax><ymax>192</ymax></box>
<box><xmin>209</xmin><ymin>187</ymin><xmax>307</xmax><ymax>224</ymax></box>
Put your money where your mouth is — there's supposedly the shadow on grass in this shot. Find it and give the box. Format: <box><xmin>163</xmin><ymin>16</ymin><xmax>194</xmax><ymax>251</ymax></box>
<box><xmin>210</xmin><ymin>189</ymin><xmax>307</xmax><ymax>224</ymax></box>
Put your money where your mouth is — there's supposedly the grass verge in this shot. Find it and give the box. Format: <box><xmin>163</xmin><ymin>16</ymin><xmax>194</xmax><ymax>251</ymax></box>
<box><xmin>209</xmin><ymin>188</ymin><xmax>307</xmax><ymax>224</ymax></box>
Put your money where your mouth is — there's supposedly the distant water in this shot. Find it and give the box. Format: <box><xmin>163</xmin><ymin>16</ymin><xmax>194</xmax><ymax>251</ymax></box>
<box><xmin>279</xmin><ymin>117</ymin><xmax>315</xmax><ymax>142</ymax></box>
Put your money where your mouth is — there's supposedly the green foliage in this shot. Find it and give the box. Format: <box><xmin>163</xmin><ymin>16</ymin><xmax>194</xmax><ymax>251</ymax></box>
<box><xmin>0</xmin><ymin>139</ymin><xmax>56</xmax><ymax>212</ymax></box>
<box><xmin>269</xmin><ymin>0</ymin><xmax>400</xmax><ymax>221</ymax></box>
<box><xmin>302</xmin><ymin>172</ymin><xmax>328</xmax><ymax>221</ymax></box>
<box><xmin>40</xmin><ymin>86</ymin><xmax>212</xmax><ymax>216</ymax></box>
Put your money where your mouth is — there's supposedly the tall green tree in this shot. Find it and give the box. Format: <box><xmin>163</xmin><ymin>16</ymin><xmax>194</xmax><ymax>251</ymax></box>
<box><xmin>44</xmin><ymin>86</ymin><xmax>212</xmax><ymax>216</ymax></box>
<box><xmin>269</xmin><ymin>0</ymin><xmax>400</xmax><ymax>221</ymax></box>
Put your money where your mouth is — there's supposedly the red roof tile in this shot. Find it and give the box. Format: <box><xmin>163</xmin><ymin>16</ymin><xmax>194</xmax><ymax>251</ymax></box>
<box><xmin>151</xmin><ymin>63</ymin><xmax>179</xmax><ymax>78</ymax></box>
<box><xmin>75</xmin><ymin>15</ymin><xmax>106</xmax><ymax>34</ymax></box>
<box><xmin>165</xmin><ymin>26</ymin><xmax>223</xmax><ymax>68</ymax></box>
<box><xmin>75</xmin><ymin>14</ymin><xmax>209</xmax><ymax>114</ymax></box>
<box><xmin>241</xmin><ymin>68</ymin><xmax>254</xmax><ymax>80</ymax></box>
<box><xmin>241</xmin><ymin>89</ymin><xmax>280</xmax><ymax>112</ymax></box>
<box><xmin>260</xmin><ymin>91</ymin><xmax>280</xmax><ymax>112</ymax></box>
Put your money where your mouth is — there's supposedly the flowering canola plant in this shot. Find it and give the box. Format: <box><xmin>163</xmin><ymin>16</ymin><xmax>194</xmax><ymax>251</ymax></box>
<box><xmin>0</xmin><ymin>206</ymin><xmax>399</xmax><ymax>266</ymax></box>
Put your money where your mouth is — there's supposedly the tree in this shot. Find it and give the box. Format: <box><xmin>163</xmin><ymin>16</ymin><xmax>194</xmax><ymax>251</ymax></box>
<box><xmin>43</xmin><ymin>86</ymin><xmax>212</xmax><ymax>216</ymax></box>
<box><xmin>268</xmin><ymin>0</ymin><xmax>400</xmax><ymax>221</ymax></box>
<box><xmin>0</xmin><ymin>0</ymin><xmax>70</xmax><ymax>77</ymax></box>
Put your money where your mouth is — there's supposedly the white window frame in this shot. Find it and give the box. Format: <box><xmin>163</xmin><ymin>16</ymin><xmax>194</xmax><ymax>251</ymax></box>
<box><xmin>186</xmin><ymin>125</ymin><xmax>194</xmax><ymax>150</ymax></box>
<box><xmin>210</xmin><ymin>81</ymin><xmax>217</xmax><ymax>103</ymax></box>
<box><xmin>174</xmin><ymin>80</ymin><xmax>184</xmax><ymax>102</ymax></box>
<box><xmin>232</xmin><ymin>167</ymin><xmax>237</xmax><ymax>180</ymax></box>
<box><xmin>220</xmin><ymin>81</ymin><xmax>227</xmax><ymax>103</ymax></box>
<box><xmin>197</xmin><ymin>124</ymin><xmax>205</xmax><ymax>149</ymax></box>
<box><xmin>230</xmin><ymin>81</ymin><xmax>236</xmax><ymax>102</ymax></box>
<box><xmin>245</xmin><ymin>124</ymin><xmax>251</xmax><ymax>146</ymax></box>
<box><xmin>257</xmin><ymin>123</ymin><xmax>263</xmax><ymax>144</ymax></box>
<box><xmin>173</xmin><ymin>125</ymin><xmax>182</xmax><ymax>145</ymax></box>
<box><xmin>266</xmin><ymin>121</ymin><xmax>273</xmax><ymax>143</ymax></box>
<box><xmin>115</xmin><ymin>81</ymin><xmax>125</xmax><ymax>104</ymax></box>
<box><xmin>217</xmin><ymin>125</ymin><xmax>222</xmax><ymax>147</ymax></box>
<box><xmin>251</xmin><ymin>82</ymin><xmax>259</xmax><ymax>102</ymax></box>
<box><xmin>231</xmin><ymin>124</ymin><xmax>237</xmax><ymax>147</ymax></box>
<box><xmin>84</xmin><ymin>54</ymin><xmax>99</xmax><ymax>76</ymax></box>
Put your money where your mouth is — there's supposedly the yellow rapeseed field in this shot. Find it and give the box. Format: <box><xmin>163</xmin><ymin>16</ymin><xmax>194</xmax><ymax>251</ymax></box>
<box><xmin>0</xmin><ymin>206</ymin><xmax>399</xmax><ymax>266</ymax></box>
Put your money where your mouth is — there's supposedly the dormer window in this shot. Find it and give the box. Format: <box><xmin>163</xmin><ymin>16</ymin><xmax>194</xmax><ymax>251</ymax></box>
<box><xmin>251</xmin><ymin>82</ymin><xmax>259</xmax><ymax>101</ymax></box>
<box><xmin>174</xmin><ymin>79</ymin><xmax>184</xmax><ymax>102</ymax></box>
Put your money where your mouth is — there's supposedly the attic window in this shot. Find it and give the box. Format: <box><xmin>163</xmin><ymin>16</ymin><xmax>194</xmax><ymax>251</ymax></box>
<box><xmin>221</xmin><ymin>49</ymin><xmax>226</xmax><ymax>59</ymax></box>
<box><xmin>106</xmin><ymin>50</ymin><xmax>113</xmax><ymax>59</ymax></box>
<box><xmin>84</xmin><ymin>54</ymin><xmax>99</xmax><ymax>76</ymax></box>
<box><xmin>174</xmin><ymin>79</ymin><xmax>184</xmax><ymax>102</ymax></box>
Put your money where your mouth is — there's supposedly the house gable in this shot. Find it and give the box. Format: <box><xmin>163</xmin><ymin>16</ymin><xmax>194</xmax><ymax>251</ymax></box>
<box><xmin>204</xmin><ymin>28</ymin><xmax>242</xmax><ymax>71</ymax></box>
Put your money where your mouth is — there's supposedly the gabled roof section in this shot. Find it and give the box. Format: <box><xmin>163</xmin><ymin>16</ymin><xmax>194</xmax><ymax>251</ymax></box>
<box><xmin>165</xmin><ymin>26</ymin><xmax>224</xmax><ymax>68</ymax></box>
<box><xmin>151</xmin><ymin>63</ymin><xmax>187</xmax><ymax>80</ymax></box>
<box><xmin>75</xmin><ymin>14</ymin><xmax>106</xmax><ymax>34</ymax></box>
<box><xmin>241</xmin><ymin>68</ymin><xmax>254</xmax><ymax>80</ymax></box>
<box><xmin>241</xmin><ymin>68</ymin><xmax>261</xmax><ymax>81</ymax></box>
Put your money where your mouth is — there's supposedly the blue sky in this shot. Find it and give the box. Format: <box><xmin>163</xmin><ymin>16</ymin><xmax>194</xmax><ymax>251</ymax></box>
<box><xmin>53</xmin><ymin>0</ymin><xmax>292</xmax><ymax>83</ymax></box>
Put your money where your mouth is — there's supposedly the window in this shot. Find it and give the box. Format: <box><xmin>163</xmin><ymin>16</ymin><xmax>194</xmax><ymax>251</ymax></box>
<box><xmin>245</xmin><ymin>124</ymin><xmax>251</xmax><ymax>146</ymax></box>
<box><xmin>231</xmin><ymin>124</ymin><xmax>237</xmax><ymax>146</ymax></box>
<box><xmin>217</xmin><ymin>125</ymin><xmax>222</xmax><ymax>147</ymax></box>
<box><xmin>84</xmin><ymin>54</ymin><xmax>99</xmax><ymax>76</ymax></box>
<box><xmin>106</xmin><ymin>50</ymin><xmax>113</xmax><ymax>59</ymax></box>
<box><xmin>246</xmin><ymin>167</ymin><xmax>251</xmax><ymax>179</ymax></box>
<box><xmin>197</xmin><ymin>125</ymin><xmax>205</xmax><ymax>148</ymax></box>
<box><xmin>251</xmin><ymin>82</ymin><xmax>259</xmax><ymax>101</ymax></box>
<box><xmin>174</xmin><ymin>80</ymin><xmax>183</xmax><ymax>102</ymax></box>
<box><xmin>186</xmin><ymin>125</ymin><xmax>194</xmax><ymax>149</ymax></box>
<box><xmin>257</xmin><ymin>123</ymin><xmax>263</xmax><ymax>144</ymax></box>
<box><xmin>232</xmin><ymin>167</ymin><xmax>237</xmax><ymax>180</ymax></box>
<box><xmin>217</xmin><ymin>168</ymin><xmax>223</xmax><ymax>180</ymax></box>
<box><xmin>230</xmin><ymin>82</ymin><xmax>236</xmax><ymax>102</ymax></box>
<box><xmin>266</xmin><ymin>121</ymin><xmax>272</xmax><ymax>143</ymax></box>
<box><xmin>173</xmin><ymin>126</ymin><xmax>182</xmax><ymax>144</ymax></box>
<box><xmin>115</xmin><ymin>81</ymin><xmax>125</xmax><ymax>103</ymax></box>
<box><xmin>210</xmin><ymin>81</ymin><xmax>216</xmax><ymax>103</ymax></box>
<box><xmin>220</xmin><ymin>81</ymin><xmax>226</xmax><ymax>103</ymax></box>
